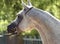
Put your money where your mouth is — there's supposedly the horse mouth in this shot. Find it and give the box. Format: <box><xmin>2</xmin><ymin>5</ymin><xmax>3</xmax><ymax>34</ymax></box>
<box><xmin>7</xmin><ymin>22</ymin><xmax>17</xmax><ymax>34</ymax></box>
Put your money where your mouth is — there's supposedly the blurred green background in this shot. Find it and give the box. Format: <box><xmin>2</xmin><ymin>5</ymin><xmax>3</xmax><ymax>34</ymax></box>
<box><xmin>0</xmin><ymin>0</ymin><xmax>60</xmax><ymax>35</ymax></box>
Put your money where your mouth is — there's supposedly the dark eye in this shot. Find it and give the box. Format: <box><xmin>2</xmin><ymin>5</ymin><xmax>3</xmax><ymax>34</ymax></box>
<box><xmin>18</xmin><ymin>14</ymin><xmax>21</xmax><ymax>18</ymax></box>
<box><xmin>18</xmin><ymin>15</ymin><xmax>20</xmax><ymax>18</ymax></box>
<box><xmin>17</xmin><ymin>15</ymin><xmax>23</xmax><ymax>22</ymax></box>
<box><xmin>18</xmin><ymin>15</ymin><xmax>23</xmax><ymax>19</ymax></box>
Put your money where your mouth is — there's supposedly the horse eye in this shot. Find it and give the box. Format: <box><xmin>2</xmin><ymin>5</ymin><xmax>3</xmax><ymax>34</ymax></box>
<box><xmin>18</xmin><ymin>14</ymin><xmax>21</xmax><ymax>18</ymax></box>
<box><xmin>18</xmin><ymin>15</ymin><xmax>20</xmax><ymax>18</ymax></box>
<box><xmin>18</xmin><ymin>15</ymin><xmax>19</xmax><ymax>17</ymax></box>
<box><xmin>18</xmin><ymin>15</ymin><xmax>23</xmax><ymax>19</ymax></box>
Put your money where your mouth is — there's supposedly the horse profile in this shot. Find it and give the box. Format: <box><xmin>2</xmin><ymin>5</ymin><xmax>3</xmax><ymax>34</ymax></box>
<box><xmin>7</xmin><ymin>0</ymin><xmax>60</xmax><ymax>44</ymax></box>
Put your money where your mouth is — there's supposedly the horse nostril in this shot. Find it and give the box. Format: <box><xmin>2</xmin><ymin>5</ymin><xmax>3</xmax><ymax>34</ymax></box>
<box><xmin>7</xmin><ymin>22</ymin><xmax>17</xmax><ymax>34</ymax></box>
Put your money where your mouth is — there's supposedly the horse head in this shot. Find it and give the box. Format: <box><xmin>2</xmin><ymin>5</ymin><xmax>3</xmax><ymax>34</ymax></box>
<box><xmin>7</xmin><ymin>0</ymin><xmax>33</xmax><ymax>34</ymax></box>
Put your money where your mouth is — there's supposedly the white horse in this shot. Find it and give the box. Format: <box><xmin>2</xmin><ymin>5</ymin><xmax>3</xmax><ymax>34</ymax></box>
<box><xmin>7</xmin><ymin>0</ymin><xmax>60</xmax><ymax>44</ymax></box>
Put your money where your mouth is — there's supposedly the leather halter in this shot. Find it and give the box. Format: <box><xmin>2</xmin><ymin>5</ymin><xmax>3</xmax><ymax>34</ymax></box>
<box><xmin>25</xmin><ymin>7</ymin><xmax>33</xmax><ymax>14</ymax></box>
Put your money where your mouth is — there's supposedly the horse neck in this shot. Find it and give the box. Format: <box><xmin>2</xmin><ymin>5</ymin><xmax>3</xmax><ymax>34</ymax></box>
<box><xmin>27</xmin><ymin>8</ymin><xmax>60</xmax><ymax>44</ymax></box>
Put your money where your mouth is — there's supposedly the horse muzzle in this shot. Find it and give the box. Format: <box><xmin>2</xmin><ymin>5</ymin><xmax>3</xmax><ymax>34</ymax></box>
<box><xmin>7</xmin><ymin>22</ymin><xmax>17</xmax><ymax>34</ymax></box>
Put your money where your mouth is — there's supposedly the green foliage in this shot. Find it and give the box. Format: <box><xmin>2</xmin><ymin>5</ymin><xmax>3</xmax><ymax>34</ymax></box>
<box><xmin>0</xmin><ymin>0</ymin><xmax>60</xmax><ymax>34</ymax></box>
<box><xmin>0</xmin><ymin>20</ymin><xmax>8</xmax><ymax>34</ymax></box>
<box><xmin>30</xmin><ymin>29</ymin><xmax>39</xmax><ymax>37</ymax></box>
<box><xmin>21</xmin><ymin>29</ymin><xmax>39</xmax><ymax>38</ymax></box>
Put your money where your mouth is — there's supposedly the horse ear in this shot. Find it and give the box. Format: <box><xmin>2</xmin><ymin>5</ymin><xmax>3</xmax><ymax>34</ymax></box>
<box><xmin>21</xmin><ymin>0</ymin><xmax>27</xmax><ymax>8</ymax></box>
<box><xmin>21</xmin><ymin>0</ymin><xmax>32</xmax><ymax>9</ymax></box>
<box><xmin>27</xmin><ymin>0</ymin><xmax>32</xmax><ymax>6</ymax></box>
